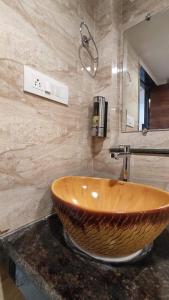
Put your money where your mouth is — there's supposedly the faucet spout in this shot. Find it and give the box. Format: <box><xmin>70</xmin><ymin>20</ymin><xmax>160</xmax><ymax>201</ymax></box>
<box><xmin>111</xmin><ymin>145</ymin><xmax>131</xmax><ymax>181</ymax></box>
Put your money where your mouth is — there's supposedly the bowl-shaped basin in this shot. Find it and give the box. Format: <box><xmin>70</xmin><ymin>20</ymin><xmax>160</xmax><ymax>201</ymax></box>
<box><xmin>51</xmin><ymin>176</ymin><xmax>169</xmax><ymax>260</ymax></box>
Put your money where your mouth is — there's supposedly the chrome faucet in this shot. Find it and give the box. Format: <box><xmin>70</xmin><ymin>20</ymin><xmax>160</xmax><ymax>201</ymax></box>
<box><xmin>111</xmin><ymin>145</ymin><xmax>131</xmax><ymax>181</ymax></box>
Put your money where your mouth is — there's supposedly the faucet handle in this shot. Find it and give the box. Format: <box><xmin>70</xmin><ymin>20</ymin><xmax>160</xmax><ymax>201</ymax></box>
<box><xmin>111</xmin><ymin>152</ymin><xmax>120</xmax><ymax>160</ymax></box>
<box><xmin>114</xmin><ymin>153</ymin><xmax>120</xmax><ymax>160</ymax></box>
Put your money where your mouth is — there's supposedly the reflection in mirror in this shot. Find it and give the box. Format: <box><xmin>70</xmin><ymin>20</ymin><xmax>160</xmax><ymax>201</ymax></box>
<box><xmin>122</xmin><ymin>8</ymin><xmax>169</xmax><ymax>132</ymax></box>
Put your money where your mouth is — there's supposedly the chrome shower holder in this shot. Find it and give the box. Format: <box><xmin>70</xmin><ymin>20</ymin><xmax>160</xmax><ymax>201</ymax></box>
<box><xmin>79</xmin><ymin>22</ymin><xmax>99</xmax><ymax>77</ymax></box>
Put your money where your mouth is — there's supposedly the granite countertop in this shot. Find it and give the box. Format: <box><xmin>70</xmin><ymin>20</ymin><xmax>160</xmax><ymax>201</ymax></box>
<box><xmin>2</xmin><ymin>215</ymin><xmax>169</xmax><ymax>300</ymax></box>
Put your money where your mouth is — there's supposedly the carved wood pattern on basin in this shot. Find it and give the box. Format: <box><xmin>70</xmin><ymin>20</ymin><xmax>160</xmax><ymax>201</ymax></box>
<box><xmin>52</xmin><ymin>176</ymin><xmax>169</xmax><ymax>258</ymax></box>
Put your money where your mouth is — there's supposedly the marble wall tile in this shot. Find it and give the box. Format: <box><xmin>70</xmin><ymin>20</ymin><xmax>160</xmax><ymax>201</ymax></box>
<box><xmin>2</xmin><ymin>0</ymin><xmax>169</xmax><ymax>234</ymax></box>
<box><xmin>123</xmin><ymin>0</ymin><xmax>169</xmax><ymax>29</ymax></box>
<box><xmin>93</xmin><ymin>0</ymin><xmax>169</xmax><ymax>191</ymax></box>
<box><xmin>0</xmin><ymin>0</ymin><xmax>95</xmax><ymax>233</ymax></box>
<box><xmin>92</xmin><ymin>0</ymin><xmax>122</xmax><ymax>177</ymax></box>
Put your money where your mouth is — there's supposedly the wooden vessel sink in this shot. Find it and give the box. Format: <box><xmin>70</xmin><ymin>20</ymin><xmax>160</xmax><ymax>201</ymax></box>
<box><xmin>51</xmin><ymin>176</ymin><xmax>169</xmax><ymax>262</ymax></box>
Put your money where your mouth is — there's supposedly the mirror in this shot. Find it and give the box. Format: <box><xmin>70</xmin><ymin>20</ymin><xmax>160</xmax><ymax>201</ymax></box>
<box><xmin>122</xmin><ymin>8</ymin><xmax>169</xmax><ymax>132</ymax></box>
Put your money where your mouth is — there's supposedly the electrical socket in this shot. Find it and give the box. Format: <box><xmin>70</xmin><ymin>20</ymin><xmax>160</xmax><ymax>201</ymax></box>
<box><xmin>24</xmin><ymin>65</ymin><xmax>68</xmax><ymax>105</ymax></box>
<box><xmin>34</xmin><ymin>78</ymin><xmax>42</xmax><ymax>90</ymax></box>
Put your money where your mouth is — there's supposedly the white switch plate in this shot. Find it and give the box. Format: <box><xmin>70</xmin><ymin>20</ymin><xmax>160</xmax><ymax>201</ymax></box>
<box><xmin>23</xmin><ymin>66</ymin><xmax>68</xmax><ymax>105</ymax></box>
<box><xmin>127</xmin><ymin>114</ymin><xmax>135</xmax><ymax>128</ymax></box>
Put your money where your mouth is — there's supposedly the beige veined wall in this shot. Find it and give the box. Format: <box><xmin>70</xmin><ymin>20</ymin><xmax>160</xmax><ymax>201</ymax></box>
<box><xmin>1</xmin><ymin>0</ymin><xmax>169</xmax><ymax>234</ymax></box>
<box><xmin>123</xmin><ymin>37</ymin><xmax>139</xmax><ymax>132</ymax></box>
<box><xmin>93</xmin><ymin>0</ymin><xmax>169</xmax><ymax>191</ymax></box>
<box><xmin>0</xmin><ymin>0</ymin><xmax>95</xmax><ymax>233</ymax></box>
